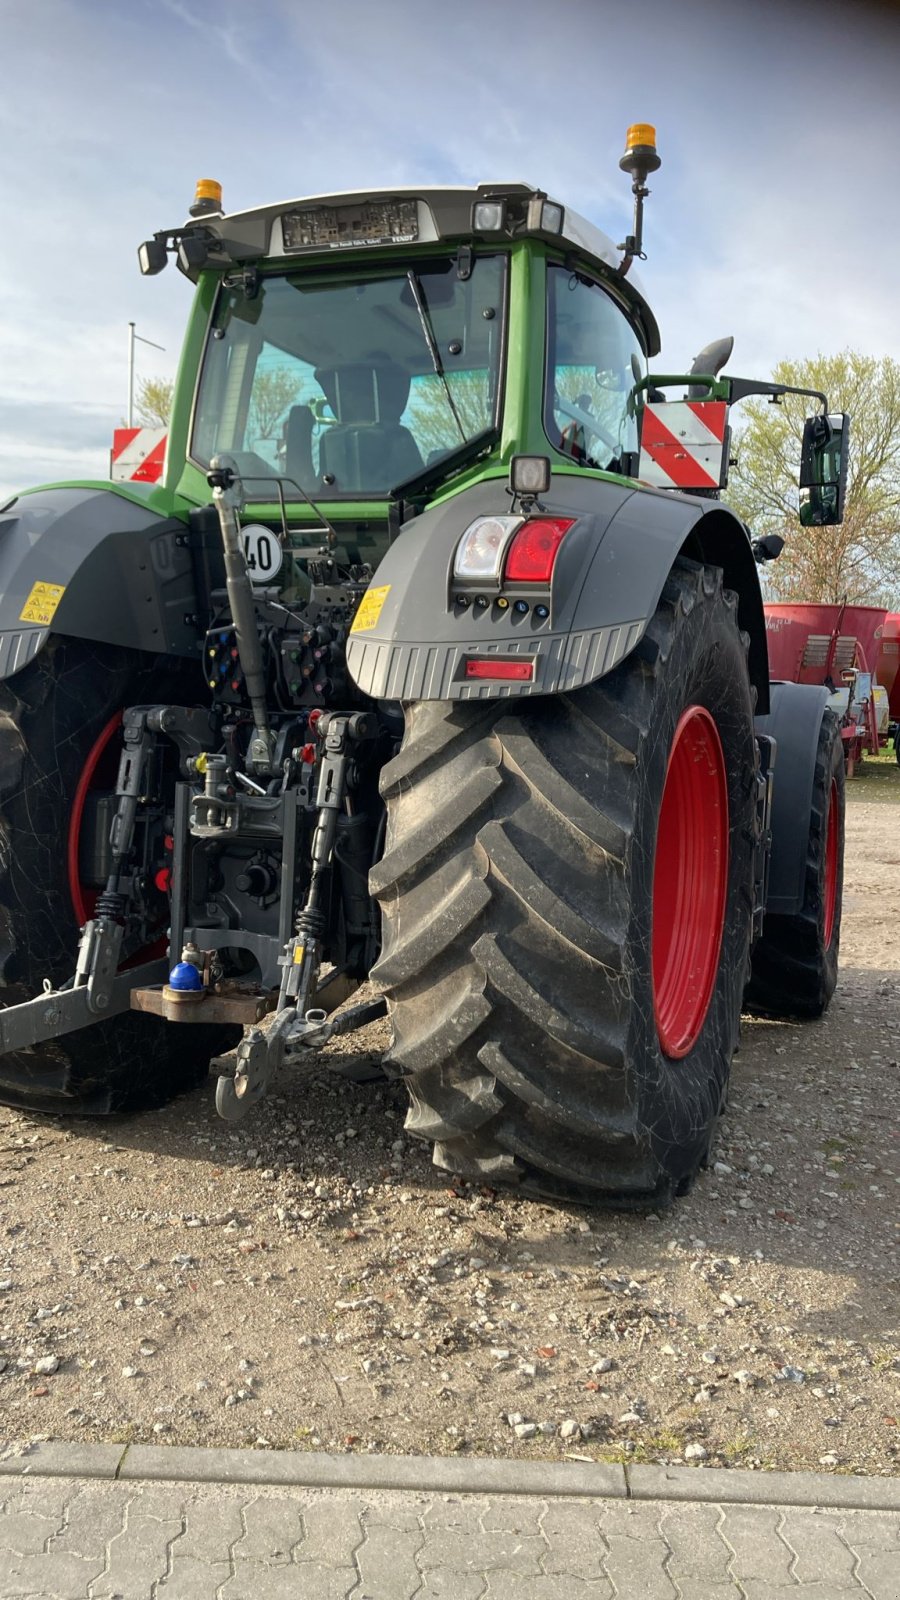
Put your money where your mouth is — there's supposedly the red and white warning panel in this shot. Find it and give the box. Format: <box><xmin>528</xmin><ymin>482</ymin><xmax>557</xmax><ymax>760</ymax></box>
<box><xmin>110</xmin><ymin>428</ymin><xmax>167</xmax><ymax>483</ymax></box>
<box><xmin>639</xmin><ymin>401</ymin><xmax>728</xmax><ymax>491</ymax></box>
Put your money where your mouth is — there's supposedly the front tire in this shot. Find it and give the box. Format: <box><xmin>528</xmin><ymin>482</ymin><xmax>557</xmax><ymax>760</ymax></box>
<box><xmin>371</xmin><ymin>561</ymin><xmax>758</xmax><ymax>1205</ymax></box>
<box><xmin>0</xmin><ymin>636</ymin><xmax>233</xmax><ymax>1114</ymax></box>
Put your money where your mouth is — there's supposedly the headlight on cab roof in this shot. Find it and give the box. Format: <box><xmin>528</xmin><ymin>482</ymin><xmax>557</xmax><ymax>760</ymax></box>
<box><xmin>453</xmin><ymin>515</ymin><xmax>522</xmax><ymax>586</ymax></box>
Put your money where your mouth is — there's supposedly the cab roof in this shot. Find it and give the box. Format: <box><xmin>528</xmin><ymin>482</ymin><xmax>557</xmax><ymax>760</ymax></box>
<box><xmin>187</xmin><ymin>182</ymin><xmax>661</xmax><ymax>356</ymax></box>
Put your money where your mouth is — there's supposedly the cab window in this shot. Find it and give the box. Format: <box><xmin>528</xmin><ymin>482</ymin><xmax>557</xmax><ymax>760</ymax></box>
<box><xmin>544</xmin><ymin>264</ymin><xmax>644</xmax><ymax>473</ymax></box>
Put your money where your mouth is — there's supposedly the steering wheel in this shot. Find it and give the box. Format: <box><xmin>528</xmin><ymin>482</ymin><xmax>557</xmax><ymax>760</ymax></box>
<box><xmin>554</xmin><ymin>396</ymin><xmax>619</xmax><ymax>456</ymax></box>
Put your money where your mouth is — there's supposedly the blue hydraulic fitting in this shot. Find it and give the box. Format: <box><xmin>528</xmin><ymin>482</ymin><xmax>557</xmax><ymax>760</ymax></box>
<box><xmin>168</xmin><ymin>961</ymin><xmax>204</xmax><ymax>991</ymax></box>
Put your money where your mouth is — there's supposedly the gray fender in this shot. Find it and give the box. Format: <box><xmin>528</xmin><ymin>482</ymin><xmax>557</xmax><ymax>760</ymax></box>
<box><xmin>346</xmin><ymin>472</ymin><xmax>769</xmax><ymax>709</ymax></box>
<box><xmin>0</xmin><ymin>486</ymin><xmax>200</xmax><ymax>679</ymax></box>
<box><xmin>756</xmin><ymin>681</ymin><xmax>832</xmax><ymax>915</ymax></box>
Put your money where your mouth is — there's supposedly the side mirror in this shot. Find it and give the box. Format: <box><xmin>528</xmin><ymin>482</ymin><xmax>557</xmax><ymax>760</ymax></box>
<box><xmin>799</xmin><ymin>412</ymin><xmax>849</xmax><ymax>526</ymax></box>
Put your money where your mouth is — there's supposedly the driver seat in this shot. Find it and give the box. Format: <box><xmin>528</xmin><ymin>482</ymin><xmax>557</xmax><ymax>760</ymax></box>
<box><xmin>316</xmin><ymin>363</ymin><xmax>422</xmax><ymax>491</ymax></box>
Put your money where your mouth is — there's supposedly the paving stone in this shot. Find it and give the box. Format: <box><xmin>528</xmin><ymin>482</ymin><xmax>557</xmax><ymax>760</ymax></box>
<box><xmin>222</xmin><ymin>1561</ymin><xmax>357</xmax><ymax>1599</ymax></box>
<box><xmin>602</xmin><ymin>1529</ymin><xmax>679</xmax><ymax>1599</ymax></box>
<box><xmin>421</xmin><ymin>1500</ymin><xmax>490</xmax><ymax>1531</ymax></box>
<box><xmin>295</xmin><ymin>1496</ymin><xmax>366</xmax><ymax>1564</ymax></box>
<box><xmin>0</xmin><ymin>1513</ymin><xmax>61</xmax><ymax>1557</ymax></box>
<box><xmin>414</xmin><ymin>1573</ymin><xmax>488</xmax><ymax>1600</ymax></box>
<box><xmin>232</xmin><ymin>1493</ymin><xmax>304</xmax><ymax>1563</ymax></box>
<box><xmin>666</xmin><ymin>1588</ymin><xmax>738</xmax><ymax>1600</ymax></box>
<box><xmin>49</xmin><ymin>1484</ymin><xmax>129</xmax><ymax>1558</ymax></box>
<box><xmin>719</xmin><ymin>1507</ymin><xmax>795</xmax><ymax>1588</ymax></box>
<box><xmin>156</xmin><ymin>1553</ymin><xmax>233</xmax><ymax>1598</ymax></box>
<box><xmin>658</xmin><ymin>1503</ymin><xmax>732</xmax><ymax>1584</ymax></box>
<box><xmin>849</xmin><ymin>1555</ymin><xmax>900</xmax><ymax>1600</ymax></box>
<box><xmin>596</xmin><ymin>1500</ymin><xmax>671</xmax><ymax>1540</ymax></box>
<box><xmin>420</xmin><ymin>1523</ymin><xmax>546</xmax><ymax>1576</ymax></box>
<box><xmin>89</xmin><ymin>1500</ymin><xmax>183</xmax><ymax>1598</ymax></box>
<box><xmin>485</xmin><ymin>1576</ymin><xmax>598</xmax><ymax>1599</ymax></box>
<box><xmin>740</xmin><ymin>1589</ymin><xmax>864</xmax><ymax>1600</ymax></box>
<box><xmin>779</xmin><ymin>1511</ymin><xmax>859</xmax><ymax>1587</ymax></box>
<box><xmin>363</xmin><ymin>1500</ymin><xmax>424</xmax><ymax>1534</ymax></box>
<box><xmin>16</xmin><ymin>1482</ymin><xmax>73</xmax><ymax>1523</ymax></box>
<box><xmin>537</xmin><ymin>1502</ymin><xmax>609</xmax><ymax>1581</ymax></box>
<box><xmin>836</xmin><ymin>1509</ymin><xmax>900</xmax><ymax>1549</ymax></box>
<box><xmin>169</xmin><ymin>1496</ymin><xmax>245</xmax><ymax>1563</ymax></box>
<box><xmin>353</xmin><ymin>1519</ymin><xmax>423</xmax><ymax>1598</ymax></box>
<box><xmin>2</xmin><ymin>1549</ymin><xmax>105</xmax><ymax>1597</ymax></box>
<box><xmin>480</xmin><ymin>1498</ymin><xmax>547</xmax><ymax>1536</ymax></box>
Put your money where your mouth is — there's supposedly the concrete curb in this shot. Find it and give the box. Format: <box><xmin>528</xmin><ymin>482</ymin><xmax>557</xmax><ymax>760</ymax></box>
<box><xmin>1</xmin><ymin>1442</ymin><xmax>898</xmax><ymax>1511</ymax></box>
<box><xmin>627</xmin><ymin>1464</ymin><xmax>900</xmax><ymax>1511</ymax></box>
<box><xmin>1</xmin><ymin>1442</ymin><xmax>625</xmax><ymax>1500</ymax></box>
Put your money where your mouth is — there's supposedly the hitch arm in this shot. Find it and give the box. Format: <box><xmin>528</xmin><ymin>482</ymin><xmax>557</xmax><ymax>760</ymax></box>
<box><xmin>0</xmin><ymin>960</ymin><xmax>167</xmax><ymax>1057</ymax></box>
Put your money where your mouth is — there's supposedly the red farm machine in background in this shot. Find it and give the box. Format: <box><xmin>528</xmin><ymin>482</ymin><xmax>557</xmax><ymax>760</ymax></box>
<box><xmin>874</xmin><ymin>612</ymin><xmax>900</xmax><ymax>763</ymax></box>
<box><xmin>765</xmin><ymin>602</ymin><xmax>889</xmax><ymax>776</ymax></box>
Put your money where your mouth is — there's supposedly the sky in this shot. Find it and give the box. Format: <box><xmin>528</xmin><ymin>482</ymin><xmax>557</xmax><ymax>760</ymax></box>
<box><xmin>1</xmin><ymin>0</ymin><xmax>899</xmax><ymax>500</ymax></box>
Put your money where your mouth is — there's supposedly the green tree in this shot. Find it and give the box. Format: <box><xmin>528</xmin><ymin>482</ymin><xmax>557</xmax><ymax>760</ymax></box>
<box><xmin>725</xmin><ymin>352</ymin><xmax>900</xmax><ymax>606</ymax></box>
<box><xmin>135</xmin><ymin>376</ymin><xmax>174</xmax><ymax>427</ymax></box>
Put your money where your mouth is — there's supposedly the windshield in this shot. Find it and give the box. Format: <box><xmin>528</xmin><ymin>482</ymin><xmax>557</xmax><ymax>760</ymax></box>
<box><xmin>544</xmin><ymin>263</ymin><xmax>644</xmax><ymax>473</ymax></box>
<box><xmin>191</xmin><ymin>255</ymin><xmax>506</xmax><ymax>500</ymax></box>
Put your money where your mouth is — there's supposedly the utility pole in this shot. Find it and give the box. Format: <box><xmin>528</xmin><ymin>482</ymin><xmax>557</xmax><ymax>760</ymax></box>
<box><xmin>127</xmin><ymin>322</ymin><xmax>166</xmax><ymax>427</ymax></box>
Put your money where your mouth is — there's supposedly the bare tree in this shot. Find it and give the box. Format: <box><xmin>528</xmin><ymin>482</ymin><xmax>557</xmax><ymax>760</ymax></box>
<box><xmin>248</xmin><ymin>369</ymin><xmax>302</xmax><ymax>442</ymax></box>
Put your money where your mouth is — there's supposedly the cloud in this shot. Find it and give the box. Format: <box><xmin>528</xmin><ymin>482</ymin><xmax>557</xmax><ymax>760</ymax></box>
<box><xmin>0</xmin><ymin>398</ymin><xmax>118</xmax><ymax>501</ymax></box>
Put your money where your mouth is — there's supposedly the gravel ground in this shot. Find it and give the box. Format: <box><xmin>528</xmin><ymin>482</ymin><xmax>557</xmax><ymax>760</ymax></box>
<box><xmin>0</xmin><ymin>764</ymin><xmax>898</xmax><ymax>1476</ymax></box>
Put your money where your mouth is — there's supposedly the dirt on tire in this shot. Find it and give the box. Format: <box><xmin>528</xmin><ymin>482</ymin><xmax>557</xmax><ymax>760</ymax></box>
<box><xmin>0</xmin><ymin>765</ymin><xmax>897</xmax><ymax>1477</ymax></box>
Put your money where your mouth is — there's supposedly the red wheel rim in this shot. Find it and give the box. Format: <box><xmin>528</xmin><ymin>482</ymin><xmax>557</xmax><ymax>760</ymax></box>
<box><xmin>823</xmin><ymin>777</ymin><xmax>839</xmax><ymax>948</ymax></box>
<box><xmin>652</xmin><ymin>706</ymin><xmax>729</xmax><ymax>1059</ymax></box>
<box><xmin>67</xmin><ymin>713</ymin><xmax>123</xmax><ymax>927</ymax></box>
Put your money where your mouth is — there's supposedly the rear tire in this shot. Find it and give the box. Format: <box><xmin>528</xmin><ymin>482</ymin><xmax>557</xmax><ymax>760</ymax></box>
<box><xmin>744</xmin><ymin>709</ymin><xmax>844</xmax><ymax>1020</ymax></box>
<box><xmin>371</xmin><ymin>561</ymin><xmax>758</xmax><ymax>1205</ymax></box>
<box><xmin>0</xmin><ymin>635</ymin><xmax>234</xmax><ymax>1115</ymax></box>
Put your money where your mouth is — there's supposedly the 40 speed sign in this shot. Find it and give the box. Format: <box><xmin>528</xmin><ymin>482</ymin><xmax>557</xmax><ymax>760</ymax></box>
<box><xmin>241</xmin><ymin>523</ymin><xmax>284</xmax><ymax>583</ymax></box>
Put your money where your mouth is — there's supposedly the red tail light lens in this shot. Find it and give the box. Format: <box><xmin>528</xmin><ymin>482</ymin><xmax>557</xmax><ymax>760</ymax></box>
<box><xmin>465</xmin><ymin>658</ymin><xmax>534</xmax><ymax>681</ymax></box>
<box><xmin>504</xmin><ymin>517</ymin><xmax>574</xmax><ymax>583</ymax></box>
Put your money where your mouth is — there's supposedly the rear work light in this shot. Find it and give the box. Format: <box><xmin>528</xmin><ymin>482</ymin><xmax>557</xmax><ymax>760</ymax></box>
<box><xmin>504</xmin><ymin>517</ymin><xmax>575</xmax><ymax>584</ymax></box>
<box><xmin>465</xmin><ymin>658</ymin><xmax>534</xmax><ymax>681</ymax></box>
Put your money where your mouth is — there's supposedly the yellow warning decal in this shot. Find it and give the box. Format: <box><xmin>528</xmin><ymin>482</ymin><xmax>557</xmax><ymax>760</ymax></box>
<box><xmin>350</xmin><ymin>584</ymin><xmax>391</xmax><ymax>634</ymax></box>
<box><xmin>19</xmin><ymin>581</ymin><xmax>66</xmax><ymax>626</ymax></box>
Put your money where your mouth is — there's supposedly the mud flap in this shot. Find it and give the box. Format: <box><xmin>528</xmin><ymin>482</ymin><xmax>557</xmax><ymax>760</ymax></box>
<box><xmin>755</xmin><ymin>681</ymin><xmax>831</xmax><ymax>916</ymax></box>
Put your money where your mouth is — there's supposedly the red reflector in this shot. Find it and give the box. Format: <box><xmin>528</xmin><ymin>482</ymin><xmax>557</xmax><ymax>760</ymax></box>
<box><xmin>465</xmin><ymin>658</ymin><xmax>534</xmax><ymax>681</ymax></box>
<box><xmin>504</xmin><ymin>517</ymin><xmax>574</xmax><ymax>583</ymax></box>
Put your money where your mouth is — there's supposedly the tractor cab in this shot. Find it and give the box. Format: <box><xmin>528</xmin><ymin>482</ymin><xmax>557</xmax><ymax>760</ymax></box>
<box><xmin>139</xmin><ymin>176</ymin><xmax>660</xmax><ymax>540</ymax></box>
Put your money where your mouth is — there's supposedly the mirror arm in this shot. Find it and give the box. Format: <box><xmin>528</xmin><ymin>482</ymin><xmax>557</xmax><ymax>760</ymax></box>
<box><xmin>726</xmin><ymin>378</ymin><xmax>829</xmax><ymax>412</ymax></box>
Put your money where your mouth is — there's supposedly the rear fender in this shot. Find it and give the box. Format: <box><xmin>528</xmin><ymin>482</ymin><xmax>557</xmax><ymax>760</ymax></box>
<box><xmin>346</xmin><ymin>473</ymin><xmax>769</xmax><ymax>708</ymax></box>
<box><xmin>0</xmin><ymin>486</ymin><xmax>200</xmax><ymax>679</ymax></box>
<box><xmin>756</xmin><ymin>681</ymin><xmax>832</xmax><ymax>914</ymax></box>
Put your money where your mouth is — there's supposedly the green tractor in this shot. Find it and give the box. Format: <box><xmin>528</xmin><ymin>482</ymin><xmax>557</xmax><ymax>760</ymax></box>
<box><xmin>0</xmin><ymin>128</ymin><xmax>849</xmax><ymax>1204</ymax></box>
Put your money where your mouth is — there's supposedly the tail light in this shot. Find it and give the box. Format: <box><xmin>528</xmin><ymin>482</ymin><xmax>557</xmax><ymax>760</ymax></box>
<box><xmin>504</xmin><ymin>517</ymin><xmax>574</xmax><ymax>583</ymax></box>
<box><xmin>453</xmin><ymin>516</ymin><xmax>522</xmax><ymax>586</ymax></box>
<box><xmin>465</xmin><ymin>658</ymin><xmax>534</xmax><ymax>681</ymax></box>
